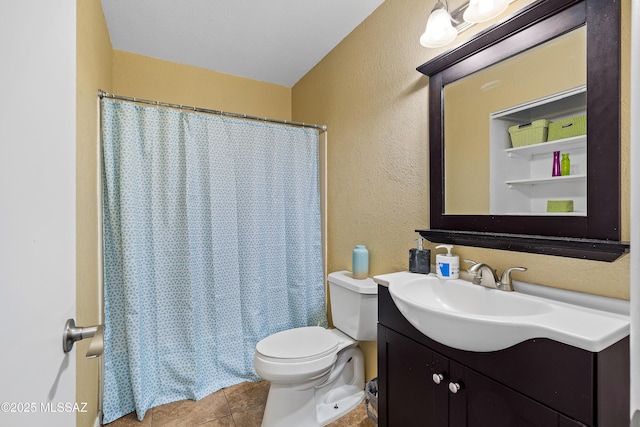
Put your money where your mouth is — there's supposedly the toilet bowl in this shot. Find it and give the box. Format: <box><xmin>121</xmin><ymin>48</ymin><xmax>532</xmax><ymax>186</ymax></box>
<box><xmin>253</xmin><ymin>271</ymin><xmax>377</xmax><ymax>427</ymax></box>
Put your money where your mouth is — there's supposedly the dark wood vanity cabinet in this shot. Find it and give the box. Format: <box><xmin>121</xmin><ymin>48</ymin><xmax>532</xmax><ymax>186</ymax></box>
<box><xmin>377</xmin><ymin>285</ymin><xmax>629</xmax><ymax>427</ymax></box>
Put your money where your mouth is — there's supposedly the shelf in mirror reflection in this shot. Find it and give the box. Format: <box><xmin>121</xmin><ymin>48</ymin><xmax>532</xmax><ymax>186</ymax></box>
<box><xmin>505</xmin><ymin>174</ymin><xmax>586</xmax><ymax>187</ymax></box>
<box><xmin>505</xmin><ymin>135</ymin><xmax>586</xmax><ymax>159</ymax></box>
<box><xmin>505</xmin><ymin>211</ymin><xmax>586</xmax><ymax>216</ymax></box>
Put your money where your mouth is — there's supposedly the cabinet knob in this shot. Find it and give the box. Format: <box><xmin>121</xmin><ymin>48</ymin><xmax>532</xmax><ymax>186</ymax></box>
<box><xmin>449</xmin><ymin>382</ymin><xmax>462</xmax><ymax>394</ymax></box>
<box><xmin>432</xmin><ymin>373</ymin><xmax>444</xmax><ymax>384</ymax></box>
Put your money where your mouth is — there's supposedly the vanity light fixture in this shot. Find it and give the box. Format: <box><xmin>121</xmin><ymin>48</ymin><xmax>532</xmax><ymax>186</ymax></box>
<box><xmin>420</xmin><ymin>0</ymin><xmax>512</xmax><ymax>48</ymax></box>
<box><xmin>420</xmin><ymin>1</ymin><xmax>458</xmax><ymax>48</ymax></box>
<box><xmin>463</xmin><ymin>0</ymin><xmax>509</xmax><ymax>23</ymax></box>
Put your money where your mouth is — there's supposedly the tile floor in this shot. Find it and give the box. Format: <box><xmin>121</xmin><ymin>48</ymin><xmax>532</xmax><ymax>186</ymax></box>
<box><xmin>104</xmin><ymin>380</ymin><xmax>376</xmax><ymax>427</ymax></box>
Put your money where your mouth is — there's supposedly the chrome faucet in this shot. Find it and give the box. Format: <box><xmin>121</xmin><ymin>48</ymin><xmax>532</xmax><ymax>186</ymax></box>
<box><xmin>465</xmin><ymin>260</ymin><xmax>527</xmax><ymax>291</ymax></box>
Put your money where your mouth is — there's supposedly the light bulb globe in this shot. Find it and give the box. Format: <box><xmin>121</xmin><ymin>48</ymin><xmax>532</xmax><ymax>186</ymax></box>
<box><xmin>420</xmin><ymin>8</ymin><xmax>458</xmax><ymax>48</ymax></box>
<box><xmin>463</xmin><ymin>0</ymin><xmax>509</xmax><ymax>24</ymax></box>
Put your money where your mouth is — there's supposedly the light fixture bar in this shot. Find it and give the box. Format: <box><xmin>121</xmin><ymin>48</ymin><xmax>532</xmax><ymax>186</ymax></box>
<box><xmin>420</xmin><ymin>0</ymin><xmax>517</xmax><ymax>49</ymax></box>
<box><xmin>448</xmin><ymin>2</ymin><xmax>474</xmax><ymax>34</ymax></box>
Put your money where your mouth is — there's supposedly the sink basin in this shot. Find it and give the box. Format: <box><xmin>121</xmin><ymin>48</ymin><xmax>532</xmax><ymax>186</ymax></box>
<box><xmin>374</xmin><ymin>271</ymin><xmax>629</xmax><ymax>352</ymax></box>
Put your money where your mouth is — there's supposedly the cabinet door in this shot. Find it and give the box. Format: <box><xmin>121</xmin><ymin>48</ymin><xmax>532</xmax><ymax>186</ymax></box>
<box><xmin>456</xmin><ymin>364</ymin><xmax>566</xmax><ymax>427</ymax></box>
<box><xmin>385</xmin><ymin>328</ymin><xmax>447</xmax><ymax>427</ymax></box>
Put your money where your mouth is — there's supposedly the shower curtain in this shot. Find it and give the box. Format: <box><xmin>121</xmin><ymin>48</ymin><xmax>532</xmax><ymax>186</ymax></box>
<box><xmin>100</xmin><ymin>99</ymin><xmax>327</xmax><ymax>423</ymax></box>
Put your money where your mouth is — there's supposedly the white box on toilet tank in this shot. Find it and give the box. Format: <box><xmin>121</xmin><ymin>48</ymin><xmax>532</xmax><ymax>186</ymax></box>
<box><xmin>328</xmin><ymin>271</ymin><xmax>378</xmax><ymax>341</ymax></box>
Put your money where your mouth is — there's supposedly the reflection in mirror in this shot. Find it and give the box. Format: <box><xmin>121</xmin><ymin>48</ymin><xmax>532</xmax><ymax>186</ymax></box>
<box><xmin>444</xmin><ymin>26</ymin><xmax>586</xmax><ymax>215</ymax></box>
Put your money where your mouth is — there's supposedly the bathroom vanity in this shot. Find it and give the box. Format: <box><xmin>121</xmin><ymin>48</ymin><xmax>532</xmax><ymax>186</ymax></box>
<box><xmin>376</xmin><ymin>283</ymin><xmax>629</xmax><ymax>426</ymax></box>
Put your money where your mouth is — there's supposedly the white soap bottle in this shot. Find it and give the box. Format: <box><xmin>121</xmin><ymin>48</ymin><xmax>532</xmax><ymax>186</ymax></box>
<box><xmin>435</xmin><ymin>244</ymin><xmax>459</xmax><ymax>280</ymax></box>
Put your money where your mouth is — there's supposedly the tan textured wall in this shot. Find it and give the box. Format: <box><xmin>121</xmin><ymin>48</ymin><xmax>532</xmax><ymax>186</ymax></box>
<box><xmin>76</xmin><ymin>0</ymin><xmax>113</xmax><ymax>426</ymax></box>
<box><xmin>112</xmin><ymin>51</ymin><xmax>292</xmax><ymax>120</ymax></box>
<box><xmin>293</xmin><ymin>0</ymin><xmax>432</xmax><ymax>382</ymax></box>
<box><xmin>293</xmin><ymin>0</ymin><xmax>631</xmax><ymax>380</ymax></box>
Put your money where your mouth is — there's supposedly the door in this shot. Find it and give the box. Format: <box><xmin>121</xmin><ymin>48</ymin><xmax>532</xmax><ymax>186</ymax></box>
<box><xmin>384</xmin><ymin>328</ymin><xmax>448</xmax><ymax>427</ymax></box>
<box><xmin>0</xmin><ymin>1</ymin><xmax>77</xmax><ymax>426</ymax></box>
<box><xmin>455</xmin><ymin>364</ymin><xmax>564</xmax><ymax>427</ymax></box>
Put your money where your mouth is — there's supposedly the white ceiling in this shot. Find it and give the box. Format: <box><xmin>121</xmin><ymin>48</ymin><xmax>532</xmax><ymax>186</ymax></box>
<box><xmin>101</xmin><ymin>0</ymin><xmax>386</xmax><ymax>88</ymax></box>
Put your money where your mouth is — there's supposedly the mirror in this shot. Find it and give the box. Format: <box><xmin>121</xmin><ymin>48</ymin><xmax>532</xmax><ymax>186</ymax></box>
<box><xmin>416</xmin><ymin>0</ymin><xmax>628</xmax><ymax>261</ymax></box>
<box><xmin>444</xmin><ymin>27</ymin><xmax>586</xmax><ymax>215</ymax></box>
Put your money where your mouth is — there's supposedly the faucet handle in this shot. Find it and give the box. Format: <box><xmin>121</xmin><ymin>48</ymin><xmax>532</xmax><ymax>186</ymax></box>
<box><xmin>499</xmin><ymin>267</ymin><xmax>527</xmax><ymax>291</ymax></box>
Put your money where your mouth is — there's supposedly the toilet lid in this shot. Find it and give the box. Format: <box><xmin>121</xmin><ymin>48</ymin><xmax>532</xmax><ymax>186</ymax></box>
<box><xmin>256</xmin><ymin>326</ymin><xmax>339</xmax><ymax>361</ymax></box>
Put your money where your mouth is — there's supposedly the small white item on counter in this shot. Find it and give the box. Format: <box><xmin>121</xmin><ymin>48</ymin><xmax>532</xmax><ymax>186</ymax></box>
<box><xmin>435</xmin><ymin>244</ymin><xmax>459</xmax><ymax>280</ymax></box>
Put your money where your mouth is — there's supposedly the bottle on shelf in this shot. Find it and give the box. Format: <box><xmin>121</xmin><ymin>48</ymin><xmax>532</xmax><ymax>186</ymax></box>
<box><xmin>552</xmin><ymin>151</ymin><xmax>561</xmax><ymax>177</ymax></box>
<box><xmin>561</xmin><ymin>153</ymin><xmax>571</xmax><ymax>176</ymax></box>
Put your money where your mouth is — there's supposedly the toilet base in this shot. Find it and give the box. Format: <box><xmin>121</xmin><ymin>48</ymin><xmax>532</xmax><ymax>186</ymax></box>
<box><xmin>260</xmin><ymin>347</ymin><xmax>365</xmax><ymax>427</ymax></box>
<box><xmin>316</xmin><ymin>385</ymin><xmax>364</xmax><ymax>426</ymax></box>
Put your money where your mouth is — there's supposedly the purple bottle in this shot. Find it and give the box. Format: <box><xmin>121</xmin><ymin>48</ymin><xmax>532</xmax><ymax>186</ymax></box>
<box><xmin>552</xmin><ymin>151</ymin><xmax>561</xmax><ymax>177</ymax></box>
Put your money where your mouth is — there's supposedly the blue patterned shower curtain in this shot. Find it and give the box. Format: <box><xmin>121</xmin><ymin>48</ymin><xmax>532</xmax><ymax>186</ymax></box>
<box><xmin>100</xmin><ymin>99</ymin><xmax>326</xmax><ymax>423</ymax></box>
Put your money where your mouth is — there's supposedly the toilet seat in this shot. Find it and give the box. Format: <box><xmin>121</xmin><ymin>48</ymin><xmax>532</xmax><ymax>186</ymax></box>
<box><xmin>256</xmin><ymin>326</ymin><xmax>339</xmax><ymax>363</ymax></box>
<box><xmin>254</xmin><ymin>327</ymin><xmax>353</xmax><ymax>384</ymax></box>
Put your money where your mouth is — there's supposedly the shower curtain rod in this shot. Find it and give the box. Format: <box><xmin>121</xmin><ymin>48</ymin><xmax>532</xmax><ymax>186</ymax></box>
<box><xmin>98</xmin><ymin>90</ymin><xmax>327</xmax><ymax>133</ymax></box>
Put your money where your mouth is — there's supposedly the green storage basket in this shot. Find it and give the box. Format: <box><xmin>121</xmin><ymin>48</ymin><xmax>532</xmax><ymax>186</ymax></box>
<box><xmin>508</xmin><ymin>119</ymin><xmax>549</xmax><ymax>148</ymax></box>
<box><xmin>547</xmin><ymin>115</ymin><xmax>586</xmax><ymax>141</ymax></box>
<box><xmin>547</xmin><ymin>200</ymin><xmax>574</xmax><ymax>213</ymax></box>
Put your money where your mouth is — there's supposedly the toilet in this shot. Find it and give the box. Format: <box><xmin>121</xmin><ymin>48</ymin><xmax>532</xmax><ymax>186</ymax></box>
<box><xmin>253</xmin><ymin>270</ymin><xmax>378</xmax><ymax>427</ymax></box>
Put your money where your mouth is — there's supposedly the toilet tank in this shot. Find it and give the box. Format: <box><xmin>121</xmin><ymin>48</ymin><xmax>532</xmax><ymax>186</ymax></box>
<box><xmin>328</xmin><ymin>271</ymin><xmax>378</xmax><ymax>341</ymax></box>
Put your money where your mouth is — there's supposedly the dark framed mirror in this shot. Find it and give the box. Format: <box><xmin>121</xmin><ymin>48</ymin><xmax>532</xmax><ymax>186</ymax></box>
<box><xmin>416</xmin><ymin>0</ymin><xmax>628</xmax><ymax>261</ymax></box>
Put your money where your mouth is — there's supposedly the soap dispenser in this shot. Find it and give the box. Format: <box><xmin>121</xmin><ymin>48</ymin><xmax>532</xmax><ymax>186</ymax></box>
<box><xmin>409</xmin><ymin>238</ymin><xmax>430</xmax><ymax>274</ymax></box>
<box><xmin>435</xmin><ymin>244</ymin><xmax>459</xmax><ymax>280</ymax></box>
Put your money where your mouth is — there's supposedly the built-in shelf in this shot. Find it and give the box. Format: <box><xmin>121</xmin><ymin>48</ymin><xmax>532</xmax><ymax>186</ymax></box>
<box><xmin>417</xmin><ymin>229</ymin><xmax>629</xmax><ymax>262</ymax></box>
<box><xmin>491</xmin><ymin>87</ymin><xmax>587</xmax><ymax>216</ymax></box>
<box><xmin>506</xmin><ymin>211</ymin><xmax>586</xmax><ymax>216</ymax></box>
<box><xmin>505</xmin><ymin>135</ymin><xmax>587</xmax><ymax>159</ymax></box>
<box><xmin>492</xmin><ymin>86</ymin><xmax>586</xmax><ymax>122</ymax></box>
<box><xmin>505</xmin><ymin>174</ymin><xmax>586</xmax><ymax>187</ymax></box>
